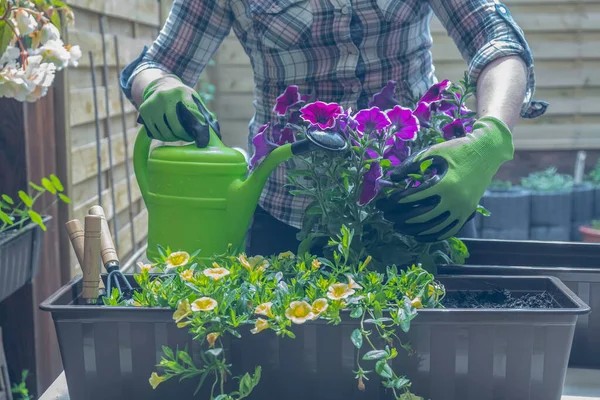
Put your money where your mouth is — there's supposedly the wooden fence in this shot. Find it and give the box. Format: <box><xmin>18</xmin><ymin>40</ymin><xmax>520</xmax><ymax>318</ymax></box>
<box><xmin>212</xmin><ymin>0</ymin><xmax>600</xmax><ymax>151</ymax></box>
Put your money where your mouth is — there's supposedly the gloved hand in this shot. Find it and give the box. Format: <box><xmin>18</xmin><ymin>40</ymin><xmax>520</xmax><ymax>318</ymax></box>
<box><xmin>376</xmin><ymin>116</ymin><xmax>514</xmax><ymax>242</ymax></box>
<box><xmin>138</xmin><ymin>74</ymin><xmax>220</xmax><ymax>147</ymax></box>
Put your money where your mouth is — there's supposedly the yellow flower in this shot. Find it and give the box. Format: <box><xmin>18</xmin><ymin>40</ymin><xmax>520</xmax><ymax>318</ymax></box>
<box><xmin>177</xmin><ymin>321</ymin><xmax>191</xmax><ymax>328</ymax></box>
<box><xmin>347</xmin><ymin>276</ymin><xmax>362</xmax><ymax>290</ymax></box>
<box><xmin>358</xmin><ymin>376</ymin><xmax>366</xmax><ymax>391</ymax></box>
<box><xmin>311</xmin><ymin>259</ymin><xmax>321</xmax><ymax>270</ymax></box>
<box><xmin>411</xmin><ymin>297</ymin><xmax>423</xmax><ymax>309</ymax></box>
<box><xmin>254</xmin><ymin>302</ymin><xmax>274</xmax><ymax>318</ymax></box>
<box><xmin>238</xmin><ymin>254</ymin><xmax>270</xmax><ymax>272</ymax></box>
<box><xmin>191</xmin><ymin>297</ymin><xmax>218</xmax><ymax>312</ymax></box>
<box><xmin>180</xmin><ymin>269</ymin><xmax>194</xmax><ymax>282</ymax></box>
<box><xmin>165</xmin><ymin>251</ymin><xmax>190</xmax><ymax>269</ymax></box>
<box><xmin>137</xmin><ymin>261</ymin><xmax>154</xmax><ymax>272</ymax></box>
<box><xmin>327</xmin><ymin>283</ymin><xmax>355</xmax><ymax>301</ymax></box>
<box><xmin>133</xmin><ymin>301</ymin><xmax>142</xmax><ymax>307</ymax></box>
<box><xmin>278</xmin><ymin>251</ymin><xmax>295</xmax><ymax>260</ymax></box>
<box><xmin>149</xmin><ymin>372</ymin><xmax>165</xmax><ymax>389</ymax></box>
<box><xmin>207</xmin><ymin>332</ymin><xmax>220</xmax><ymax>348</ymax></box>
<box><xmin>285</xmin><ymin>301</ymin><xmax>315</xmax><ymax>324</ymax></box>
<box><xmin>203</xmin><ymin>266</ymin><xmax>231</xmax><ymax>281</ymax></box>
<box><xmin>251</xmin><ymin>318</ymin><xmax>270</xmax><ymax>334</ymax></box>
<box><xmin>311</xmin><ymin>298</ymin><xmax>328</xmax><ymax>317</ymax></box>
<box><xmin>173</xmin><ymin>299</ymin><xmax>192</xmax><ymax>323</ymax></box>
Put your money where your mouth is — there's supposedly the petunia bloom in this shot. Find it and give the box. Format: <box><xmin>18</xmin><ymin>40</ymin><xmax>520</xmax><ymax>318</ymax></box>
<box><xmin>420</xmin><ymin>79</ymin><xmax>451</xmax><ymax>103</ymax></box>
<box><xmin>165</xmin><ymin>251</ymin><xmax>190</xmax><ymax>269</ymax></box>
<box><xmin>191</xmin><ymin>297</ymin><xmax>218</xmax><ymax>312</ymax></box>
<box><xmin>334</xmin><ymin>107</ymin><xmax>358</xmax><ymax>136</ymax></box>
<box><xmin>413</xmin><ymin>101</ymin><xmax>432</xmax><ymax>124</ymax></box>
<box><xmin>300</xmin><ymin>101</ymin><xmax>343</xmax><ymax>130</ymax></box>
<box><xmin>383</xmin><ymin>138</ymin><xmax>410</xmax><ymax>167</ymax></box>
<box><xmin>355</xmin><ymin>107</ymin><xmax>391</xmax><ymax>135</ymax></box>
<box><xmin>251</xmin><ymin>318</ymin><xmax>270</xmax><ymax>334</ymax></box>
<box><xmin>368</xmin><ymin>80</ymin><xmax>401</xmax><ymax>110</ymax></box>
<box><xmin>359</xmin><ymin>161</ymin><xmax>383</xmax><ymax>205</ymax></box>
<box><xmin>255</xmin><ymin>302</ymin><xmax>275</xmax><ymax>318</ymax></box>
<box><xmin>203</xmin><ymin>265</ymin><xmax>231</xmax><ymax>281</ymax></box>
<box><xmin>285</xmin><ymin>301</ymin><xmax>315</xmax><ymax>324</ymax></box>
<box><xmin>274</xmin><ymin>85</ymin><xmax>302</xmax><ymax>115</ymax></box>
<box><xmin>386</xmin><ymin>105</ymin><xmax>419</xmax><ymax>140</ymax></box>
<box><xmin>249</xmin><ymin>123</ymin><xmax>277</xmax><ymax>170</ymax></box>
<box><xmin>312</xmin><ymin>298</ymin><xmax>328</xmax><ymax>317</ymax></box>
<box><xmin>441</xmin><ymin>119</ymin><xmax>470</xmax><ymax>140</ymax></box>
<box><xmin>327</xmin><ymin>283</ymin><xmax>356</xmax><ymax>300</ymax></box>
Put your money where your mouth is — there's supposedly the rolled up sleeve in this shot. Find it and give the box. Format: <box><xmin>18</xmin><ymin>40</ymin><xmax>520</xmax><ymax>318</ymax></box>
<box><xmin>120</xmin><ymin>0</ymin><xmax>233</xmax><ymax>103</ymax></box>
<box><xmin>430</xmin><ymin>0</ymin><xmax>548</xmax><ymax>118</ymax></box>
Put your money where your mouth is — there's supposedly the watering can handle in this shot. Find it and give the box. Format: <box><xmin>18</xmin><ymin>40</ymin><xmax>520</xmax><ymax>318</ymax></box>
<box><xmin>133</xmin><ymin>126</ymin><xmax>152</xmax><ymax>207</ymax></box>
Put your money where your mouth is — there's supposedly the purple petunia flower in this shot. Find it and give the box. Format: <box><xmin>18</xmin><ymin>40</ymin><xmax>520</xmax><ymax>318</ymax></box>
<box><xmin>441</xmin><ymin>119</ymin><xmax>471</xmax><ymax>140</ymax></box>
<box><xmin>420</xmin><ymin>79</ymin><xmax>452</xmax><ymax>103</ymax></box>
<box><xmin>386</xmin><ymin>105</ymin><xmax>419</xmax><ymax>140</ymax></box>
<box><xmin>368</xmin><ymin>81</ymin><xmax>401</xmax><ymax>111</ymax></box>
<box><xmin>277</xmin><ymin>126</ymin><xmax>295</xmax><ymax>145</ymax></box>
<box><xmin>249</xmin><ymin>123</ymin><xmax>276</xmax><ymax>170</ymax></box>
<box><xmin>274</xmin><ymin>86</ymin><xmax>302</xmax><ymax>116</ymax></box>
<box><xmin>355</xmin><ymin>107</ymin><xmax>391</xmax><ymax>135</ymax></box>
<box><xmin>413</xmin><ymin>101</ymin><xmax>432</xmax><ymax>123</ymax></box>
<box><xmin>300</xmin><ymin>101</ymin><xmax>343</xmax><ymax>130</ymax></box>
<box><xmin>359</xmin><ymin>161</ymin><xmax>383</xmax><ymax>205</ymax></box>
<box><xmin>334</xmin><ymin>107</ymin><xmax>358</xmax><ymax>136</ymax></box>
<box><xmin>384</xmin><ymin>138</ymin><xmax>410</xmax><ymax>167</ymax></box>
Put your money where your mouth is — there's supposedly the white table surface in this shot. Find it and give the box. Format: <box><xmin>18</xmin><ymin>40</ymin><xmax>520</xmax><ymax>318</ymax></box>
<box><xmin>39</xmin><ymin>368</ymin><xmax>600</xmax><ymax>399</ymax></box>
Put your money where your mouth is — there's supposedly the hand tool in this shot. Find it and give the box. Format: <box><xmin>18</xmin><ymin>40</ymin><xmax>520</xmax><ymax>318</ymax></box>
<box><xmin>82</xmin><ymin>215</ymin><xmax>102</xmax><ymax>304</ymax></box>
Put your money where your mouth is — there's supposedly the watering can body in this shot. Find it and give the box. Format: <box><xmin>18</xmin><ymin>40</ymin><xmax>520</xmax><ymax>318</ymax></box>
<box><xmin>133</xmin><ymin>126</ymin><xmax>295</xmax><ymax>262</ymax></box>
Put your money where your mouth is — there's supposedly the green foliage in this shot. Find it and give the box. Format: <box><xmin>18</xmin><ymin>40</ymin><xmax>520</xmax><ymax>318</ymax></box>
<box><xmin>11</xmin><ymin>370</ymin><xmax>32</xmax><ymax>400</ymax></box>
<box><xmin>488</xmin><ymin>179</ymin><xmax>512</xmax><ymax>191</ymax></box>
<box><xmin>0</xmin><ymin>173</ymin><xmax>71</xmax><ymax>234</ymax></box>
<box><xmin>112</xmin><ymin>226</ymin><xmax>444</xmax><ymax>400</ymax></box>
<box><xmin>592</xmin><ymin>220</ymin><xmax>600</xmax><ymax>230</ymax></box>
<box><xmin>521</xmin><ymin>167</ymin><xmax>574</xmax><ymax>192</ymax></box>
<box><xmin>587</xmin><ymin>159</ymin><xmax>600</xmax><ymax>185</ymax></box>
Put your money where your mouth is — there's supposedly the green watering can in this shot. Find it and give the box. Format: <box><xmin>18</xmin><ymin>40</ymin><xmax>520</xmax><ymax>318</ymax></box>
<box><xmin>133</xmin><ymin>110</ymin><xmax>347</xmax><ymax>263</ymax></box>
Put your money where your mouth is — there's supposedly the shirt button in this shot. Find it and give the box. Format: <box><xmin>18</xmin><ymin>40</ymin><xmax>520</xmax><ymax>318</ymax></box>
<box><xmin>341</xmin><ymin>5</ymin><xmax>349</xmax><ymax>15</ymax></box>
<box><xmin>498</xmin><ymin>6</ymin><xmax>506</xmax><ymax>13</ymax></box>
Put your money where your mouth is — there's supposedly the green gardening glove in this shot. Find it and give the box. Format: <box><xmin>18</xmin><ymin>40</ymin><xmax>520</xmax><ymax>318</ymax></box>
<box><xmin>138</xmin><ymin>74</ymin><xmax>220</xmax><ymax>147</ymax></box>
<box><xmin>376</xmin><ymin>116</ymin><xmax>514</xmax><ymax>242</ymax></box>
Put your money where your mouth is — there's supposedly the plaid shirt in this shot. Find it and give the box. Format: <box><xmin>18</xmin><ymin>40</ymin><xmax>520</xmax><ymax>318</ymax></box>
<box><xmin>121</xmin><ymin>0</ymin><xmax>548</xmax><ymax>230</ymax></box>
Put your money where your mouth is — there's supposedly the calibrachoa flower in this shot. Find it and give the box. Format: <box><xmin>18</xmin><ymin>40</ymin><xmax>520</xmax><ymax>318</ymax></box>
<box><xmin>165</xmin><ymin>251</ymin><xmax>190</xmax><ymax>269</ymax></box>
<box><xmin>347</xmin><ymin>276</ymin><xmax>362</xmax><ymax>290</ymax></box>
<box><xmin>300</xmin><ymin>101</ymin><xmax>343</xmax><ymax>130</ymax></box>
<box><xmin>274</xmin><ymin>85</ymin><xmax>302</xmax><ymax>115</ymax></box>
<box><xmin>285</xmin><ymin>301</ymin><xmax>315</xmax><ymax>324</ymax></box>
<box><xmin>238</xmin><ymin>254</ymin><xmax>270</xmax><ymax>272</ymax></box>
<box><xmin>251</xmin><ymin>318</ymin><xmax>270</xmax><ymax>334</ymax></box>
<box><xmin>278</xmin><ymin>251</ymin><xmax>295</xmax><ymax>260</ymax></box>
<box><xmin>149</xmin><ymin>372</ymin><xmax>165</xmax><ymax>390</ymax></box>
<box><xmin>191</xmin><ymin>297</ymin><xmax>218</xmax><ymax>312</ymax></box>
<box><xmin>179</xmin><ymin>269</ymin><xmax>194</xmax><ymax>282</ymax></box>
<box><xmin>327</xmin><ymin>283</ymin><xmax>355</xmax><ymax>300</ymax></box>
<box><xmin>359</xmin><ymin>161</ymin><xmax>383</xmax><ymax>205</ymax></box>
<box><xmin>203</xmin><ymin>264</ymin><xmax>231</xmax><ymax>280</ymax></box>
<box><xmin>173</xmin><ymin>299</ymin><xmax>192</xmax><ymax>324</ymax></box>
<box><xmin>386</xmin><ymin>105</ymin><xmax>419</xmax><ymax>140</ymax></box>
<box><xmin>206</xmin><ymin>332</ymin><xmax>219</xmax><ymax>348</ymax></box>
<box><xmin>137</xmin><ymin>261</ymin><xmax>153</xmax><ymax>273</ymax></box>
<box><xmin>311</xmin><ymin>298</ymin><xmax>328</xmax><ymax>317</ymax></box>
<box><xmin>311</xmin><ymin>259</ymin><xmax>321</xmax><ymax>270</ymax></box>
<box><xmin>355</xmin><ymin>107</ymin><xmax>391</xmax><ymax>135</ymax></box>
<box><xmin>255</xmin><ymin>302</ymin><xmax>275</xmax><ymax>318</ymax></box>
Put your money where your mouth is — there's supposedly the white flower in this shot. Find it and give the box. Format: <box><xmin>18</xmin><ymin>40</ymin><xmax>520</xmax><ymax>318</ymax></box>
<box><xmin>0</xmin><ymin>46</ymin><xmax>20</xmax><ymax>65</ymax></box>
<box><xmin>38</xmin><ymin>40</ymin><xmax>70</xmax><ymax>70</ymax></box>
<box><xmin>0</xmin><ymin>56</ymin><xmax>56</xmax><ymax>102</ymax></box>
<box><xmin>40</xmin><ymin>24</ymin><xmax>61</xmax><ymax>45</ymax></box>
<box><xmin>14</xmin><ymin>10</ymin><xmax>38</xmax><ymax>36</ymax></box>
<box><xmin>67</xmin><ymin>45</ymin><xmax>81</xmax><ymax>67</ymax></box>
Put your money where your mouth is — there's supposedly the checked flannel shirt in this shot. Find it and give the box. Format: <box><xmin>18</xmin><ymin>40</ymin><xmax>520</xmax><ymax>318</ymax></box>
<box><xmin>121</xmin><ymin>0</ymin><xmax>548</xmax><ymax>230</ymax></box>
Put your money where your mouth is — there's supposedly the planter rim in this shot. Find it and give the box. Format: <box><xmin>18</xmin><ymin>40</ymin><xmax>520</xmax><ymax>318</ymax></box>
<box><xmin>0</xmin><ymin>215</ymin><xmax>52</xmax><ymax>246</ymax></box>
<box><xmin>40</xmin><ymin>273</ymin><xmax>591</xmax><ymax>316</ymax></box>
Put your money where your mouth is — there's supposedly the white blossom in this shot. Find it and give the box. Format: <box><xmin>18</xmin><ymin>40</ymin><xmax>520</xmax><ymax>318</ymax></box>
<box><xmin>67</xmin><ymin>45</ymin><xmax>82</xmax><ymax>67</ymax></box>
<box><xmin>14</xmin><ymin>10</ymin><xmax>38</xmax><ymax>36</ymax></box>
<box><xmin>0</xmin><ymin>46</ymin><xmax>20</xmax><ymax>65</ymax></box>
<box><xmin>0</xmin><ymin>56</ymin><xmax>56</xmax><ymax>102</ymax></box>
<box><xmin>40</xmin><ymin>23</ymin><xmax>60</xmax><ymax>45</ymax></box>
<box><xmin>38</xmin><ymin>39</ymin><xmax>70</xmax><ymax>70</ymax></box>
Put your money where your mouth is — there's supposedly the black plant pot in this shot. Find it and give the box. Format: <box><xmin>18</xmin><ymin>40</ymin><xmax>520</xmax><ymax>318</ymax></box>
<box><xmin>571</xmin><ymin>183</ymin><xmax>595</xmax><ymax>241</ymax></box>
<box><xmin>480</xmin><ymin>187</ymin><xmax>531</xmax><ymax>240</ymax></box>
<box><xmin>529</xmin><ymin>189</ymin><xmax>572</xmax><ymax>241</ymax></box>
<box><xmin>0</xmin><ymin>216</ymin><xmax>50</xmax><ymax>303</ymax></box>
<box><xmin>453</xmin><ymin>238</ymin><xmax>600</xmax><ymax>368</ymax></box>
<box><xmin>41</xmin><ymin>274</ymin><xmax>589</xmax><ymax>400</ymax></box>
<box><xmin>595</xmin><ymin>185</ymin><xmax>600</xmax><ymax>219</ymax></box>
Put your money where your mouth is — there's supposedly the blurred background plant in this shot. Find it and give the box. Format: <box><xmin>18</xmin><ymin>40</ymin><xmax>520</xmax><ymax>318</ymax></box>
<box><xmin>521</xmin><ymin>167</ymin><xmax>575</xmax><ymax>192</ymax></box>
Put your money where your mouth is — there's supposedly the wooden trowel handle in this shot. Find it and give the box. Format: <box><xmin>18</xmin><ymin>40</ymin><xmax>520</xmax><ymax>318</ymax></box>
<box><xmin>65</xmin><ymin>219</ymin><xmax>85</xmax><ymax>267</ymax></box>
<box><xmin>88</xmin><ymin>205</ymin><xmax>119</xmax><ymax>265</ymax></box>
<box><xmin>82</xmin><ymin>215</ymin><xmax>102</xmax><ymax>303</ymax></box>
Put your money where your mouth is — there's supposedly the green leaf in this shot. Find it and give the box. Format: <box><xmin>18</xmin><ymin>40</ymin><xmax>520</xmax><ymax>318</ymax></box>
<box><xmin>351</xmin><ymin>329</ymin><xmax>363</xmax><ymax>349</ymax></box>
<box><xmin>448</xmin><ymin>237</ymin><xmax>470</xmax><ymax>264</ymax></box>
<box><xmin>0</xmin><ymin>210</ymin><xmax>13</xmax><ymax>225</ymax></box>
<box><xmin>380</xmin><ymin>159</ymin><xmax>391</xmax><ymax>167</ymax></box>
<box><xmin>375</xmin><ymin>360</ymin><xmax>394</xmax><ymax>379</ymax></box>
<box><xmin>419</xmin><ymin>159</ymin><xmax>433</xmax><ymax>174</ymax></box>
<box><xmin>29</xmin><ymin>182</ymin><xmax>45</xmax><ymax>192</ymax></box>
<box><xmin>407</xmin><ymin>174</ymin><xmax>422</xmax><ymax>180</ymax></box>
<box><xmin>1</xmin><ymin>194</ymin><xmax>13</xmax><ymax>205</ymax></box>
<box><xmin>177</xmin><ymin>350</ymin><xmax>194</xmax><ymax>367</ymax></box>
<box><xmin>58</xmin><ymin>193</ymin><xmax>71</xmax><ymax>204</ymax></box>
<box><xmin>161</xmin><ymin>346</ymin><xmax>174</xmax><ymax>359</ymax></box>
<box><xmin>193</xmin><ymin>371</ymin><xmax>210</xmax><ymax>396</ymax></box>
<box><xmin>476</xmin><ymin>204</ymin><xmax>490</xmax><ymax>217</ymax></box>
<box><xmin>239</xmin><ymin>373</ymin><xmax>252</xmax><ymax>395</ymax></box>
<box><xmin>363</xmin><ymin>350</ymin><xmax>387</xmax><ymax>361</ymax></box>
<box><xmin>350</xmin><ymin>307</ymin><xmax>363</xmax><ymax>318</ymax></box>
<box><xmin>50</xmin><ymin>9</ymin><xmax>62</xmax><ymax>33</ymax></box>
<box><xmin>289</xmin><ymin>189</ymin><xmax>315</xmax><ymax>197</ymax></box>
<box><xmin>0</xmin><ymin>20</ymin><xmax>13</xmax><ymax>61</ymax></box>
<box><xmin>50</xmin><ymin>174</ymin><xmax>64</xmax><ymax>191</ymax></box>
<box><xmin>18</xmin><ymin>191</ymin><xmax>33</xmax><ymax>207</ymax></box>
<box><xmin>28</xmin><ymin>210</ymin><xmax>46</xmax><ymax>231</ymax></box>
<box><xmin>42</xmin><ymin>178</ymin><xmax>57</xmax><ymax>194</ymax></box>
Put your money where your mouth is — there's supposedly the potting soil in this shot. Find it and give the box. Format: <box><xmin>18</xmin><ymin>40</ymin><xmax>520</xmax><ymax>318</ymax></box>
<box><xmin>442</xmin><ymin>289</ymin><xmax>557</xmax><ymax>309</ymax></box>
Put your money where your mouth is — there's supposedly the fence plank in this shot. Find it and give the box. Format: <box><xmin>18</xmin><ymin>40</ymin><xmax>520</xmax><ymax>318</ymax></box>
<box><xmin>70</xmin><ymin>86</ymin><xmax>137</xmax><ymax>127</ymax></box>
<box><xmin>69</xmin><ymin>0</ymin><xmax>159</xmax><ymax>26</ymax></box>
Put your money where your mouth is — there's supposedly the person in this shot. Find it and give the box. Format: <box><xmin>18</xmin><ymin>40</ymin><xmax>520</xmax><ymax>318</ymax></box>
<box><xmin>120</xmin><ymin>0</ymin><xmax>547</xmax><ymax>256</ymax></box>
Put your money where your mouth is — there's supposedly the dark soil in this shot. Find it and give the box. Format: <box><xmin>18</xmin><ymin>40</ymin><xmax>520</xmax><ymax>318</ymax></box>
<box><xmin>442</xmin><ymin>289</ymin><xmax>557</xmax><ymax>309</ymax></box>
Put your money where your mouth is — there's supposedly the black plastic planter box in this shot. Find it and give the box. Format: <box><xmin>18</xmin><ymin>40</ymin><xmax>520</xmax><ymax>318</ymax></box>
<box><xmin>0</xmin><ymin>216</ymin><xmax>50</xmax><ymax>303</ymax></box>
<box><xmin>529</xmin><ymin>190</ymin><xmax>572</xmax><ymax>241</ymax></box>
<box><xmin>480</xmin><ymin>187</ymin><xmax>531</xmax><ymax>240</ymax></box>
<box><xmin>41</xmin><ymin>274</ymin><xmax>589</xmax><ymax>400</ymax></box>
<box><xmin>571</xmin><ymin>183</ymin><xmax>596</xmax><ymax>241</ymax></box>
<box><xmin>450</xmin><ymin>238</ymin><xmax>600</xmax><ymax>368</ymax></box>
